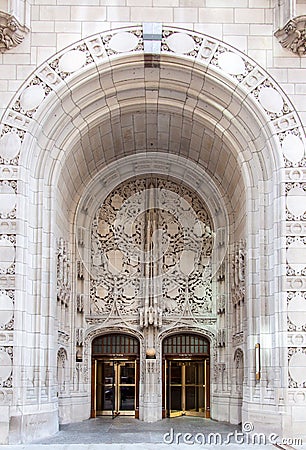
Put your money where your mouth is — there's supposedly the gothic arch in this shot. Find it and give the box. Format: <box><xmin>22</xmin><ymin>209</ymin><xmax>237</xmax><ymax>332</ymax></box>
<box><xmin>1</xmin><ymin>24</ymin><xmax>305</xmax><ymax>441</ymax></box>
<box><xmin>84</xmin><ymin>326</ymin><xmax>144</xmax><ymax>381</ymax></box>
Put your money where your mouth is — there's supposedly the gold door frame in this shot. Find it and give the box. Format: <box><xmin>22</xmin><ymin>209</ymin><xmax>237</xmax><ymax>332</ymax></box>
<box><xmin>165</xmin><ymin>358</ymin><xmax>210</xmax><ymax>418</ymax></box>
<box><xmin>92</xmin><ymin>358</ymin><xmax>138</xmax><ymax>417</ymax></box>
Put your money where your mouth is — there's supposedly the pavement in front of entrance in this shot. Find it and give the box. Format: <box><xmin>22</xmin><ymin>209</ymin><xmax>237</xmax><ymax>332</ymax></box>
<box><xmin>0</xmin><ymin>417</ymin><xmax>304</xmax><ymax>450</ymax></box>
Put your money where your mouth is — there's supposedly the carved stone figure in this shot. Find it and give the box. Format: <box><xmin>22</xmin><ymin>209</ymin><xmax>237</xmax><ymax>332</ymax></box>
<box><xmin>0</xmin><ymin>13</ymin><xmax>27</xmax><ymax>52</ymax></box>
<box><xmin>274</xmin><ymin>16</ymin><xmax>306</xmax><ymax>56</ymax></box>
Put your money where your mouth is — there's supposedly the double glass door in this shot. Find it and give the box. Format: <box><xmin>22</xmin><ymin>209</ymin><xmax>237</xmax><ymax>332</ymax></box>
<box><xmin>95</xmin><ymin>360</ymin><xmax>136</xmax><ymax>416</ymax></box>
<box><xmin>166</xmin><ymin>359</ymin><xmax>209</xmax><ymax>417</ymax></box>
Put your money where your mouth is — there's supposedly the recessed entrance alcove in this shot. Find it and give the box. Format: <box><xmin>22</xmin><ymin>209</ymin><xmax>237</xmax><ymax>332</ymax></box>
<box><xmin>1</xmin><ymin>24</ymin><xmax>305</xmax><ymax>443</ymax></box>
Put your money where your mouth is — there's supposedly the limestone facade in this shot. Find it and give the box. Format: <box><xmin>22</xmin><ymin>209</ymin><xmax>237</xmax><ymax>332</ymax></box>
<box><xmin>0</xmin><ymin>0</ymin><xmax>306</xmax><ymax>445</ymax></box>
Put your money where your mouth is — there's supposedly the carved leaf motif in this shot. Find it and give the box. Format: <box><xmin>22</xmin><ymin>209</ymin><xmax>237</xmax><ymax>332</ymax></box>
<box><xmin>90</xmin><ymin>177</ymin><xmax>214</xmax><ymax>320</ymax></box>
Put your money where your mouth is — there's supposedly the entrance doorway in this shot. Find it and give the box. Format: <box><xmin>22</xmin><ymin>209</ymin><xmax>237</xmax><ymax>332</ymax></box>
<box><xmin>163</xmin><ymin>334</ymin><xmax>210</xmax><ymax>418</ymax></box>
<box><xmin>91</xmin><ymin>334</ymin><xmax>139</xmax><ymax>418</ymax></box>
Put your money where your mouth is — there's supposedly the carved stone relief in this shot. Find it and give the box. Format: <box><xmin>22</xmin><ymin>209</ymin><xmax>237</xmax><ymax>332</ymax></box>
<box><xmin>274</xmin><ymin>16</ymin><xmax>306</xmax><ymax>56</ymax></box>
<box><xmin>287</xmin><ymin>292</ymin><xmax>306</xmax><ymax>331</ymax></box>
<box><xmin>77</xmin><ymin>293</ymin><xmax>84</xmax><ymax>313</ymax></box>
<box><xmin>234</xmin><ymin>348</ymin><xmax>244</xmax><ymax>393</ymax></box>
<box><xmin>0</xmin><ymin>346</ymin><xmax>13</xmax><ymax>388</ymax></box>
<box><xmin>90</xmin><ymin>177</ymin><xmax>214</xmax><ymax>326</ymax></box>
<box><xmin>217</xmin><ymin>329</ymin><xmax>226</xmax><ymax>347</ymax></box>
<box><xmin>57</xmin><ymin>347</ymin><xmax>68</xmax><ymax>394</ymax></box>
<box><xmin>0</xmin><ymin>235</ymin><xmax>15</xmax><ymax>275</ymax></box>
<box><xmin>0</xmin><ymin>12</ymin><xmax>27</xmax><ymax>52</ymax></box>
<box><xmin>288</xmin><ymin>347</ymin><xmax>306</xmax><ymax>388</ymax></box>
<box><xmin>0</xmin><ymin>290</ymin><xmax>14</xmax><ymax>330</ymax></box>
<box><xmin>57</xmin><ymin>238</ymin><xmax>71</xmax><ymax>306</ymax></box>
<box><xmin>0</xmin><ymin>180</ymin><xmax>17</xmax><ymax>219</ymax></box>
<box><xmin>231</xmin><ymin>240</ymin><xmax>245</xmax><ymax>306</ymax></box>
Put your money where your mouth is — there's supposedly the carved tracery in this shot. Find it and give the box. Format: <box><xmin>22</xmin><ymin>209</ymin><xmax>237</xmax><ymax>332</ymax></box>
<box><xmin>90</xmin><ymin>177</ymin><xmax>214</xmax><ymax>325</ymax></box>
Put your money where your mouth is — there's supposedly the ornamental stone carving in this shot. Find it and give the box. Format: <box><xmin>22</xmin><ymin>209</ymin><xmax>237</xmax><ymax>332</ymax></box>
<box><xmin>90</xmin><ymin>176</ymin><xmax>214</xmax><ymax>325</ymax></box>
<box><xmin>231</xmin><ymin>240</ymin><xmax>246</xmax><ymax>305</ymax></box>
<box><xmin>0</xmin><ymin>12</ymin><xmax>27</xmax><ymax>52</ymax></box>
<box><xmin>57</xmin><ymin>238</ymin><xmax>71</xmax><ymax>306</ymax></box>
<box><xmin>274</xmin><ymin>16</ymin><xmax>306</xmax><ymax>56</ymax></box>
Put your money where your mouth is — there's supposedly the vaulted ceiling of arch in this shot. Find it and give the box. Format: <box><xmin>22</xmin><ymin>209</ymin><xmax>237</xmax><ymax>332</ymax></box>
<box><xmin>54</xmin><ymin>56</ymin><xmax>268</xmax><ymax>219</ymax></box>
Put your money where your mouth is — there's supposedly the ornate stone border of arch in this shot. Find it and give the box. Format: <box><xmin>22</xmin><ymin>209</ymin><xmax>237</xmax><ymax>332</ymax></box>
<box><xmin>0</xmin><ymin>23</ymin><xmax>305</xmax><ymax>442</ymax></box>
<box><xmin>158</xmin><ymin>325</ymin><xmax>216</xmax><ymax>369</ymax></box>
<box><xmin>84</xmin><ymin>325</ymin><xmax>143</xmax><ymax>421</ymax></box>
<box><xmin>75</xmin><ymin>151</ymin><xmax>229</xmax><ymax>285</ymax></box>
<box><xmin>84</xmin><ymin>325</ymin><xmax>144</xmax><ymax>385</ymax></box>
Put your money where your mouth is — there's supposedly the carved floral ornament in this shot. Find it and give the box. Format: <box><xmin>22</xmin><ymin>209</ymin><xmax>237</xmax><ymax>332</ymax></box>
<box><xmin>90</xmin><ymin>177</ymin><xmax>214</xmax><ymax>327</ymax></box>
<box><xmin>0</xmin><ymin>11</ymin><xmax>27</xmax><ymax>52</ymax></box>
<box><xmin>274</xmin><ymin>15</ymin><xmax>306</xmax><ymax>56</ymax></box>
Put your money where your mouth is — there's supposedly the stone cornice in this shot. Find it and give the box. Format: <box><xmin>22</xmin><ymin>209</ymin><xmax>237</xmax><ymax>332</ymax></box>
<box><xmin>274</xmin><ymin>15</ymin><xmax>306</xmax><ymax>56</ymax></box>
<box><xmin>0</xmin><ymin>11</ymin><xmax>27</xmax><ymax>52</ymax></box>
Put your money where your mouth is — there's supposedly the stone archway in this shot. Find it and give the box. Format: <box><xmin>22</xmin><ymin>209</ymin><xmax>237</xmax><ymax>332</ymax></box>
<box><xmin>0</xmin><ymin>25</ymin><xmax>305</xmax><ymax>443</ymax></box>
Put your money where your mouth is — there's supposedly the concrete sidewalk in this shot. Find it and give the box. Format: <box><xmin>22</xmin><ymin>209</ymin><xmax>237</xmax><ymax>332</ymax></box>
<box><xmin>0</xmin><ymin>416</ymin><xmax>304</xmax><ymax>449</ymax></box>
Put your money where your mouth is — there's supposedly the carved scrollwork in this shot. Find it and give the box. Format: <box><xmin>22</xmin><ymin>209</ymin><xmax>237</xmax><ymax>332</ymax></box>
<box><xmin>274</xmin><ymin>16</ymin><xmax>306</xmax><ymax>56</ymax></box>
<box><xmin>90</xmin><ymin>177</ymin><xmax>214</xmax><ymax>325</ymax></box>
<box><xmin>0</xmin><ymin>12</ymin><xmax>27</xmax><ymax>53</ymax></box>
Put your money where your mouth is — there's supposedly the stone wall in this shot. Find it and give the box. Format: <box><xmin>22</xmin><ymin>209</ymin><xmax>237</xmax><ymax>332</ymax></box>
<box><xmin>1</xmin><ymin>1</ymin><xmax>306</xmax><ymax>126</ymax></box>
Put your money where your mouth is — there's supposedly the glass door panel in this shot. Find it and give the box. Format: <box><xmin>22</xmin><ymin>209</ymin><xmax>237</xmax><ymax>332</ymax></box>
<box><xmin>169</xmin><ymin>361</ymin><xmax>183</xmax><ymax>417</ymax></box>
<box><xmin>185</xmin><ymin>361</ymin><xmax>205</xmax><ymax>416</ymax></box>
<box><xmin>167</xmin><ymin>359</ymin><xmax>208</xmax><ymax>418</ymax></box>
<box><xmin>96</xmin><ymin>361</ymin><xmax>114</xmax><ymax>414</ymax></box>
<box><xmin>119</xmin><ymin>362</ymin><xmax>136</xmax><ymax>412</ymax></box>
<box><xmin>95</xmin><ymin>360</ymin><xmax>136</xmax><ymax>416</ymax></box>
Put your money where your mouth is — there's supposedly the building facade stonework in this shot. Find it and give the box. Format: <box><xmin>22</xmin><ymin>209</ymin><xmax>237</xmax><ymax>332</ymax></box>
<box><xmin>0</xmin><ymin>0</ymin><xmax>306</xmax><ymax>445</ymax></box>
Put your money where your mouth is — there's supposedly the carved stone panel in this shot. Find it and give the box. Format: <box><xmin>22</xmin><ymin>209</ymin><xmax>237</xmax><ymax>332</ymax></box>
<box><xmin>274</xmin><ymin>16</ymin><xmax>306</xmax><ymax>56</ymax></box>
<box><xmin>90</xmin><ymin>177</ymin><xmax>214</xmax><ymax>324</ymax></box>
<box><xmin>231</xmin><ymin>240</ymin><xmax>246</xmax><ymax>305</ymax></box>
<box><xmin>57</xmin><ymin>238</ymin><xmax>71</xmax><ymax>306</ymax></box>
<box><xmin>0</xmin><ymin>12</ymin><xmax>27</xmax><ymax>52</ymax></box>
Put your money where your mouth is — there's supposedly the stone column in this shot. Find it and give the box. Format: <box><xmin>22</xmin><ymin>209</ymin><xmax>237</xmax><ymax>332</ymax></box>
<box><xmin>142</xmin><ymin>358</ymin><xmax>161</xmax><ymax>422</ymax></box>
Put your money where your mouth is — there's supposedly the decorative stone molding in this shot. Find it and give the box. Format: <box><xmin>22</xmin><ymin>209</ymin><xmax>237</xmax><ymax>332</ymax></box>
<box><xmin>57</xmin><ymin>238</ymin><xmax>71</xmax><ymax>306</ymax></box>
<box><xmin>0</xmin><ymin>12</ymin><xmax>27</xmax><ymax>52</ymax></box>
<box><xmin>76</xmin><ymin>293</ymin><xmax>84</xmax><ymax>313</ymax></box>
<box><xmin>232</xmin><ymin>331</ymin><xmax>244</xmax><ymax>346</ymax></box>
<box><xmin>58</xmin><ymin>330</ymin><xmax>69</xmax><ymax>344</ymax></box>
<box><xmin>90</xmin><ymin>176</ymin><xmax>214</xmax><ymax>325</ymax></box>
<box><xmin>231</xmin><ymin>240</ymin><xmax>246</xmax><ymax>306</ymax></box>
<box><xmin>274</xmin><ymin>16</ymin><xmax>306</xmax><ymax>56</ymax></box>
<box><xmin>217</xmin><ymin>329</ymin><xmax>226</xmax><ymax>347</ymax></box>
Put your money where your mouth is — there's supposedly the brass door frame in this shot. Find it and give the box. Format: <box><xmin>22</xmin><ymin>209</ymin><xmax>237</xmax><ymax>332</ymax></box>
<box><xmin>92</xmin><ymin>358</ymin><xmax>137</xmax><ymax>417</ymax></box>
<box><xmin>165</xmin><ymin>358</ymin><xmax>210</xmax><ymax>418</ymax></box>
